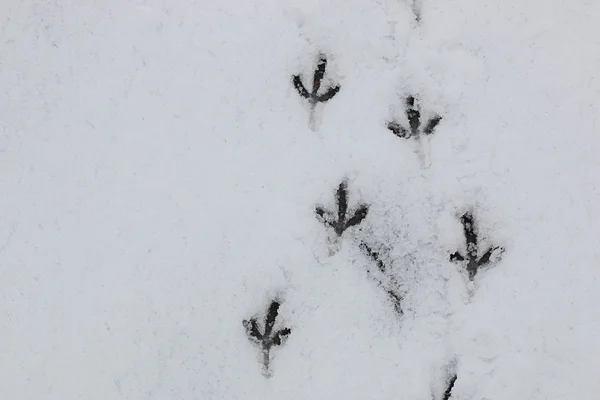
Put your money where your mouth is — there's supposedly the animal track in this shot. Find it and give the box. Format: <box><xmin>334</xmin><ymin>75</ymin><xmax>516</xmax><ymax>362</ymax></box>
<box><xmin>359</xmin><ymin>242</ymin><xmax>403</xmax><ymax>315</ymax></box>
<box><xmin>387</xmin><ymin>95</ymin><xmax>442</xmax><ymax>140</ymax></box>
<box><xmin>315</xmin><ymin>180</ymin><xmax>369</xmax><ymax>237</ymax></box>
<box><xmin>243</xmin><ymin>300</ymin><xmax>291</xmax><ymax>377</ymax></box>
<box><xmin>450</xmin><ymin>211</ymin><xmax>504</xmax><ymax>280</ymax></box>
<box><xmin>315</xmin><ymin>181</ymin><xmax>401</xmax><ymax>312</ymax></box>
<box><xmin>359</xmin><ymin>242</ymin><xmax>386</xmax><ymax>274</ymax></box>
<box><xmin>293</xmin><ymin>54</ymin><xmax>340</xmax><ymax>105</ymax></box>
<box><xmin>411</xmin><ymin>0</ymin><xmax>422</xmax><ymax>23</ymax></box>
<box><xmin>442</xmin><ymin>374</ymin><xmax>457</xmax><ymax>400</ymax></box>
<box><xmin>293</xmin><ymin>54</ymin><xmax>340</xmax><ymax>129</ymax></box>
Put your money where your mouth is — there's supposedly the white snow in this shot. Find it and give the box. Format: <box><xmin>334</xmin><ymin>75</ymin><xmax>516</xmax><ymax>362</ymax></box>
<box><xmin>1</xmin><ymin>0</ymin><xmax>600</xmax><ymax>399</ymax></box>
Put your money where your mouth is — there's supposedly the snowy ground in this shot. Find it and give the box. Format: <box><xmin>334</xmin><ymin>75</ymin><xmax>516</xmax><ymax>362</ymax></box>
<box><xmin>1</xmin><ymin>0</ymin><xmax>600</xmax><ymax>399</ymax></box>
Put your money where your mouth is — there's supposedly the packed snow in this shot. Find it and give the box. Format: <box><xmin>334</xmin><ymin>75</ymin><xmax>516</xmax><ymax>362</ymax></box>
<box><xmin>1</xmin><ymin>0</ymin><xmax>599</xmax><ymax>399</ymax></box>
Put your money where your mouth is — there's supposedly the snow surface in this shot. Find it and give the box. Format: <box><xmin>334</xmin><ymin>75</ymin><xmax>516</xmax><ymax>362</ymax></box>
<box><xmin>1</xmin><ymin>0</ymin><xmax>600</xmax><ymax>399</ymax></box>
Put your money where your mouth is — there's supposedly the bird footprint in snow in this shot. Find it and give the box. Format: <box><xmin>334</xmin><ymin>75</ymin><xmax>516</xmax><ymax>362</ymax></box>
<box><xmin>293</xmin><ymin>54</ymin><xmax>340</xmax><ymax>130</ymax></box>
<box><xmin>243</xmin><ymin>300</ymin><xmax>291</xmax><ymax>378</ymax></box>
<box><xmin>387</xmin><ymin>95</ymin><xmax>442</xmax><ymax>167</ymax></box>
<box><xmin>450</xmin><ymin>211</ymin><xmax>504</xmax><ymax>281</ymax></box>
<box><xmin>315</xmin><ymin>180</ymin><xmax>369</xmax><ymax>255</ymax></box>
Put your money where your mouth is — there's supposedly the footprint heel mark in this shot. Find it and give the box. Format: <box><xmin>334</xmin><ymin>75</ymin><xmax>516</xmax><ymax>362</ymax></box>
<box><xmin>450</xmin><ymin>211</ymin><xmax>504</xmax><ymax>280</ymax></box>
<box><xmin>243</xmin><ymin>300</ymin><xmax>292</xmax><ymax>377</ymax></box>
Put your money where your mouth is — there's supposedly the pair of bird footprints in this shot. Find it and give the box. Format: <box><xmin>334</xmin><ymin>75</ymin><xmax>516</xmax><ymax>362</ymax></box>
<box><xmin>292</xmin><ymin>54</ymin><xmax>443</xmax><ymax>146</ymax></box>
<box><xmin>315</xmin><ymin>180</ymin><xmax>504</xmax><ymax>289</ymax></box>
<box><xmin>313</xmin><ymin>182</ymin><xmax>503</xmax><ymax>400</ymax></box>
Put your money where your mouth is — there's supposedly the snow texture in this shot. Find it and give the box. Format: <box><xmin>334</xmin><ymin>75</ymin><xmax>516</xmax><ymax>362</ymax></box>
<box><xmin>1</xmin><ymin>0</ymin><xmax>600</xmax><ymax>399</ymax></box>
